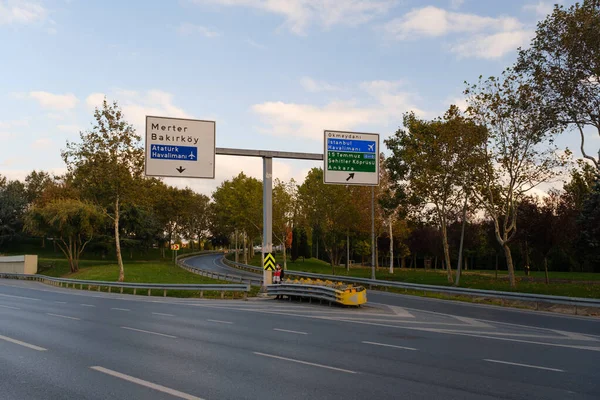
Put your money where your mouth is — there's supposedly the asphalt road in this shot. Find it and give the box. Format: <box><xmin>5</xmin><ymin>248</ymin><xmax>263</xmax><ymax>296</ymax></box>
<box><xmin>1</xmin><ymin>256</ymin><xmax>599</xmax><ymax>399</ymax></box>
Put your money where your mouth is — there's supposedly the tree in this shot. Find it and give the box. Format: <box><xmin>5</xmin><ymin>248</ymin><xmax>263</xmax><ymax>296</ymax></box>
<box><xmin>516</xmin><ymin>0</ymin><xmax>600</xmax><ymax>170</ymax></box>
<box><xmin>0</xmin><ymin>177</ymin><xmax>28</xmax><ymax>246</ymax></box>
<box><xmin>24</xmin><ymin>170</ymin><xmax>53</xmax><ymax>205</ymax></box>
<box><xmin>298</xmin><ymin>168</ymin><xmax>352</xmax><ymax>272</ymax></box>
<box><xmin>576</xmin><ymin>178</ymin><xmax>600</xmax><ymax>271</ymax></box>
<box><xmin>62</xmin><ymin>99</ymin><xmax>144</xmax><ymax>282</ymax></box>
<box><xmin>25</xmin><ymin>199</ymin><xmax>105</xmax><ymax>272</ymax></box>
<box><xmin>466</xmin><ymin>69</ymin><xmax>567</xmax><ymax>287</ymax></box>
<box><xmin>385</xmin><ymin>106</ymin><xmax>486</xmax><ymax>282</ymax></box>
<box><xmin>273</xmin><ymin>178</ymin><xmax>296</xmax><ymax>269</ymax></box>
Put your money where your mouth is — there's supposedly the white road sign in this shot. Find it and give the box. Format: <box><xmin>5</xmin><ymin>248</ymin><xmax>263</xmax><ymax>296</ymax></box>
<box><xmin>145</xmin><ymin>116</ymin><xmax>215</xmax><ymax>179</ymax></box>
<box><xmin>323</xmin><ymin>130</ymin><xmax>379</xmax><ymax>186</ymax></box>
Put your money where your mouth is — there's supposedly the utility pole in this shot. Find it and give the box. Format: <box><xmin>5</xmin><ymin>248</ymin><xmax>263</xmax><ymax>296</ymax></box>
<box><xmin>371</xmin><ymin>186</ymin><xmax>376</xmax><ymax>280</ymax></box>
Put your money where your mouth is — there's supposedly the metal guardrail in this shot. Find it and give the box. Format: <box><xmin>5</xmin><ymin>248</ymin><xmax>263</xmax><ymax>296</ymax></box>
<box><xmin>223</xmin><ymin>258</ymin><xmax>600</xmax><ymax>309</ymax></box>
<box><xmin>0</xmin><ymin>272</ymin><xmax>251</xmax><ymax>299</ymax></box>
<box><xmin>179</xmin><ymin>255</ymin><xmax>263</xmax><ymax>286</ymax></box>
<box><xmin>267</xmin><ymin>282</ymin><xmax>367</xmax><ymax>306</ymax></box>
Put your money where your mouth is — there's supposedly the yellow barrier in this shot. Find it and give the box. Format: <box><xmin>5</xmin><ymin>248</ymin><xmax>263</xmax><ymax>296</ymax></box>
<box><xmin>281</xmin><ymin>278</ymin><xmax>367</xmax><ymax>306</ymax></box>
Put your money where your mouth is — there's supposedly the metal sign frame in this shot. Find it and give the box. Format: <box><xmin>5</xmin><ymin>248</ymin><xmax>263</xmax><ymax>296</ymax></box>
<box><xmin>145</xmin><ymin>115</ymin><xmax>216</xmax><ymax>179</ymax></box>
<box><xmin>323</xmin><ymin>129</ymin><xmax>380</xmax><ymax>186</ymax></box>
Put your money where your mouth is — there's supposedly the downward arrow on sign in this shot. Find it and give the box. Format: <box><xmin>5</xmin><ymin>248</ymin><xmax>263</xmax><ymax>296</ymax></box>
<box><xmin>176</xmin><ymin>166</ymin><xmax>186</xmax><ymax>173</ymax></box>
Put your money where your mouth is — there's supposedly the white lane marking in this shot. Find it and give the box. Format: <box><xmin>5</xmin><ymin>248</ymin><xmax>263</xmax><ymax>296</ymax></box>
<box><xmin>111</xmin><ymin>308</ymin><xmax>130</xmax><ymax>312</ymax></box>
<box><xmin>453</xmin><ymin>316</ymin><xmax>492</xmax><ymax>328</ymax></box>
<box><xmin>120</xmin><ymin>326</ymin><xmax>177</xmax><ymax>339</ymax></box>
<box><xmin>362</xmin><ymin>341</ymin><xmax>418</xmax><ymax>351</ymax></box>
<box><xmin>484</xmin><ymin>359</ymin><xmax>564</xmax><ymax>372</ymax></box>
<box><xmin>54</xmin><ymin>301</ymin><xmax>67</xmax><ymax>304</ymax></box>
<box><xmin>80</xmin><ymin>304</ymin><xmax>95</xmax><ymax>307</ymax></box>
<box><xmin>553</xmin><ymin>330</ymin><xmax>600</xmax><ymax>342</ymax></box>
<box><xmin>0</xmin><ymin>334</ymin><xmax>47</xmax><ymax>351</ymax></box>
<box><xmin>90</xmin><ymin>366</ymin><xmax>203</xmax><ymax>400</ymax></box>
<box><xmin>0</xmin><ymin>293</ymin><xmax>40</xmax><ymax>301</ymax></box>
<box><xmin>387</xmin><ymin>305</ymin><xmax>415</xmax><ymax>318</ymax></box>
<box><xmin>273</xmin><ymin>328</ymin><xmax>308</xmax><ymax>335</ymax></box>
<box><xmin>46</xmin><ymin>313</ymin><xmax>80</xmax><ymax>321</ymax></box>
<box><xmin>207</xmin><ymin>319</ymin><xmax>233</xmax><ymax>324</ymax></box>
<box><xmin>152</xmin><ymin>312</ymin><xmax>175</xmax><ymax>317</ymax></box>
<box><xmin>0</xmin><ymin>304</ymin><xmax>20</xmax><ymax>310</ymax></box>
<box><xmin>254</xmin><ymin>352</ymin><xmax>358</xmax><ymax>374</ymax></box>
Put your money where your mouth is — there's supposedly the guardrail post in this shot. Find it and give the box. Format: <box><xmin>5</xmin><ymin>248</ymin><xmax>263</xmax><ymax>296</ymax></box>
<box><xmin>200</xmin><ymin>291</ymin><xmax>203</xmax><ymax>298</ymax></box>
<box><xmin>221</xmin><ymin>291</ymin><xmax>224</xmax><ymax>299</ymax></box>
<box><xmin>80</xmin><ymin>284</ymin><xmax>83</xmax><ymax>290</ymax></box>
<box><xmin>148</xmin><ymin>289</ymin><xmax>151</xmax><ymax>296</ymax></box>
<box><xmin>133</xmin><ymin>288</ymin><xmax>136</xmax><ymax>295</ymax></box>
<box><xmin>243</xmin><ymin>292</ymin><xmax>247</xmax><ymax>300</ymax></box>
<box><xmin>108</xmin><ymin>287</ymin><xmax>111</xmax><ymax>293</ymax></box>
<box><xmin>120</xmin><ymin>287</ymin><xmax>123</xmax><ymax>294</ymax></box>
<box><xmin>163</xmin><ymin>289</ymin><xmax>167</xmax><ymax>297</ymax></box>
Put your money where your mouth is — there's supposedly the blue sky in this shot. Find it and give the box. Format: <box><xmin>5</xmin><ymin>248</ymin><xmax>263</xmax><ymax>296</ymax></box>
<box><xmin>1</xmin><ymin>0</ymin><xmax>592</xmax><ymax>195</ymax></box>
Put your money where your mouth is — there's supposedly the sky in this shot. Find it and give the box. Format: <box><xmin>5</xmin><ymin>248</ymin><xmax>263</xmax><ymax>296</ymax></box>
<box><xmin>1</xmin><ymin>0</ymin><xmax>594</xmax><ymax>196</ymax></box>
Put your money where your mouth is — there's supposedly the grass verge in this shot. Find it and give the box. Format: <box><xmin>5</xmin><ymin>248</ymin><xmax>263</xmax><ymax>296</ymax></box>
<box><xmin>240</xmin><ymin>254</ymin><xmax>600</xmax><ymax>299</ymax></box>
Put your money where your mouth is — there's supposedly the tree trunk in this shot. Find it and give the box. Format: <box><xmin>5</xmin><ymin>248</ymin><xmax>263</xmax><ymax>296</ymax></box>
<box><xmin>283</xmin><ymin>233</ymin><xmax>287</xmax><ymax>270</ymax></box>
<box><xmin>441</xmin><ymin>224</ymin><xmax>453</xmax><ymax>283</ymax></box>
<box><xmin>495</xmin><ymin>253</ymin><xmax>499</xmax><ymax>279</ymax></box>
<box><xmin>234</xmin><ymin>229</ymin><xmax>238</xmax><ymax>263</ymax></box>
<box><xmin>525</xmin><ymin>240</ymin><xmax>531</xmax><ymax>276</ymax></box>
<box><xmin>401</xmin><ymin>256</ymin><xmax>406</xmax><ymax>269</ymax></box>
<box><xmin>389</xmin><ymin>217</ymin><xmax>394</xmax><ymax>274</ymax></box>
<box><xmin>346</xmin><ymin>230</ymin><xmax>350</xmax><ymax>272</ymax></box>
<box><xmin>115</xmin><ymin>196</ymin><xmax>125</xmax><ymax>282</ymax></box>
<box><xmin>544</xmin><ymin>256</ymin><xmax>550</xmax><ymax>285</ymax></box>
<box><xmin>243</xmin><ymin>232</ymin><xmax>248</xmax><ymax>265</ymax></box>
<box><xmin>434</xmin><ymin>256</ymin><xmax>438</xmax><ymax>270</ymax></box>
<box><xmin>503</xmin><ymin>243</ymin><xmax>516</xmax><ymax>288</ymax></box>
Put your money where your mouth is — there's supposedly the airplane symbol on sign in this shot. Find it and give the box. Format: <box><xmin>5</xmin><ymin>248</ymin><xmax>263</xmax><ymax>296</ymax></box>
<box><xmin>189</xmin><ymin>152</ymin><xmax>196</xmax><ymax>159</ymax></box>
<box><xmin>368</xmin><ymin>144</ymin><xmax>375</xmax><ymax>151</ymax></box>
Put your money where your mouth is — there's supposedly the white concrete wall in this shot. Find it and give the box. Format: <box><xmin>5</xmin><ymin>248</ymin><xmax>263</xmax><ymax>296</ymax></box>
<box><xmin>0</xmin><ymin>255</ymin><xmax>38</xmax><ymax>274</ymax></box>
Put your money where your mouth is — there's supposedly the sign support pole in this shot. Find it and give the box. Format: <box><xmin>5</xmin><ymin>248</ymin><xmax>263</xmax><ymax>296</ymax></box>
<box><xmin>262</xmin><ymin>157</ymin><xmax>273</xmax><ymax>288</ymax></box>
<box><xmin>371</xmin><ymin>186</ymin><xmax>376</xmax><ymax>280</ymax></box>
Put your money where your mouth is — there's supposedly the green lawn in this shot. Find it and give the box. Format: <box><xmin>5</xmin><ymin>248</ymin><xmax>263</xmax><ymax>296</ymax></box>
<box><xmin>240</xmin><ymin>254</ymin><xmax>600</xmax><ymax>299</ymax></box>
<box><xmin>33</xmin><ymin>256</ymin><xmax>249</xmax><ymax>299</ymax></box>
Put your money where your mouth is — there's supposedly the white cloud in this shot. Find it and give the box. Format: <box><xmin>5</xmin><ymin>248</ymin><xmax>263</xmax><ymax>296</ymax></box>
<box><xmin>300</xmin><ymin>77</ymin><xmax>340</xmax><ymax>93</ymax></box>
<box><xmin>523</xmin><ymin>1</ymin><xmax>556</xmax><ymax>18</ymax></box>
<box><xmin>444</xmin><ymin>96</ymin><xmax>468</xmax><ymax>112</ymax></box>
<box><xmin>245</xmin><ymin>38</ymin><xmax>266</xmax><ymax>50</ymax></box>
<box><xmin>195</xmin><ymin>0</ymin><xmax>396</xmax><ymax>35</ymax></box>
<box><xmin>385</xmin><ymin>6</ymin><xmax>522</xmax><ymax>39</ymax></box>
<box><xmin>0</xmin><ymin>119</ymin><xmax>28</xmax><ymax>129</ymax></box>
<box><xmin>31</xmin><ymin>137</ymin><xmax>52</xmax><ymax>149</ymax></box>
<box><xmin>385</xmin><ymin>6</ymin><xmax>529</xmax><ymax>59</ymax></box>
<box><xmin>0</xmin><ymin>0</ymin><xmax>47</xmax><ymax>25</ymax></box>
<box><xmin>451</xmin><ymin>30</ymin><xmax>533</xmax><ymax>59</ymax></box>
<box><xmin>252</xmin><ymin>79</ymin><xmax>424</xmax><ymax>140</ymax></box>
<box><xmin>56</xmin><ymin>124</ymin><xmax>80</xmax><ymax>134</ymax></box>
<box><xmin>450</xmin><ymin>0</ymin><xmax>464</xmax><ymax>9</ymax></box>
<box><xmin>177</xmin><ymin>22</ymin><xmax>220</xmax><ymax>37</ymax></box>
<box><xmin>29</xmin><ymin>91</ymin><xmax>78</xmax><ymax>110</ymax></box>
<box><xmin>85</xmin><ymin>92</ymin><xmax>106</xmax><ymax>109</ymax></box>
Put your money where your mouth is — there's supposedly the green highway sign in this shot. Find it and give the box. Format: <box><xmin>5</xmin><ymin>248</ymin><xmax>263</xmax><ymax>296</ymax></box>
<box><xmin>323</xmin><ymin>130</ymin><xmax>379</xmax><ymax>186</ymax></box>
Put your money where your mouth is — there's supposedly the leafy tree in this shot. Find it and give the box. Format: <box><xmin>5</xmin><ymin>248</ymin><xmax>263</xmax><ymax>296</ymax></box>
<box><xmin>0</xmin><ymin>177</ymin><xmax>28</xmax><ymax>245</ymax></box>
<box><xmin>576</xmin><ymin>178</ymin><xmax>600</xmax><ymax>271</ymax></box>
<box><xmin>516</xmin><ymin>0</ymin><xmax>600</xmax><ymax>169</ymax></box>
<box><xmin>62</xmin><ymin>99</ymin><xmax>144</xmax><ymax>281</ymax></box>
<box><xmin>466</xmin><ymin>69</ymin><xmax>567</xmax><ymax>287</ymax></box>
<box><xmin>298</xmin><ymin>168</ymin><xmax>352</xmax><ymax>271</ymax></box>
<box><xmin>385</xmin><ymin>106</ymin><xmax>486</xmax><ymax>282</ymax></box>
<box><xmin>25</xmin><ymin>199</ymin><xmax>105</xmax><ymax>272</ymax></box>
<box><xmin>273</xmin><ymin>178</ymin><xmax>296</xmax><ymax>268</ymax></box>
<box><xmin>24</xmin><ymin>170</ymin><xmax>53</xmax><ymax>205</ymax></box>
